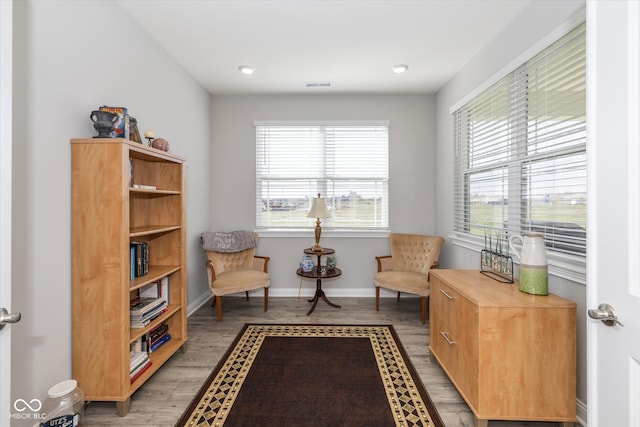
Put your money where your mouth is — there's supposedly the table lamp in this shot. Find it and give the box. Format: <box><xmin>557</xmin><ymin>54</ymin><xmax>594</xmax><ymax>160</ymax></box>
<box><xmin>307</xmin><ymin>193</ymin><xmax>331</xmax><ymax>252</ymax></box>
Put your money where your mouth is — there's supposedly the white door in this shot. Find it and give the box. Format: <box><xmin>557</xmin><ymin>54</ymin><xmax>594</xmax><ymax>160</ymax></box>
<box><xmin>587</xmin><ymin>1</ymin><xmax>640</xmax><ymax>426</ymax></box>
<box><xmin>0</xmin><ymin>1</ymin><xmax>15</xmax><ymax>426</ymax></box>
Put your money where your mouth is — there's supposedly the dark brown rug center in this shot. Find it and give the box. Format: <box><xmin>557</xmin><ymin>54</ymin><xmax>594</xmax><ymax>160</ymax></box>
<box><xmin>176</xmin><ymin>324</ymin><xmax>443</xmax><ymax>427</ymax></box>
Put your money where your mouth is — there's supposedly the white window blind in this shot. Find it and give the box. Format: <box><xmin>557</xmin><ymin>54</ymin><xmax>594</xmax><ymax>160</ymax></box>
<box><xmin>256</xmin><ymin>123</ymin><xmax>389</xmax><ymax>229</ymax></box>
<box><xmin>453</xmin><ymin>22</ymin><xmax>586</xmax><ymax>256</ymax></box>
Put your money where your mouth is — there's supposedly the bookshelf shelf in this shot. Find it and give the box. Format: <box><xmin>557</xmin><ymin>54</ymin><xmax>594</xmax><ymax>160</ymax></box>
<box><xmin>130</xmin><ymin>266</ymin><xmax>181</xmax><ymax>290</ymax></box>
<box><xmin>129</xmin><ymin>304</ymin><xmax>182</xmax><ymax>342</ymax></box>
<box><xmin>71</xmin><ymin>138</ymin><xmax>187</xmax><ymax>417</ymax></box>
<box><xmin>130</xmin><ymin>225</ymin><xmax>181</xmax><ymax>237</ymax></box>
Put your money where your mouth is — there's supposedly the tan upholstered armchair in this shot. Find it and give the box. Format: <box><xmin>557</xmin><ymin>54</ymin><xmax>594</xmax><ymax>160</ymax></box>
<box><xmin>202</xmin><ymin>231</ymin><xmax>270</xmax><ymax>322</ymax></box>
<box><xmin>374</xmin><ymin>233</ymin><xmax>444</xmax><ymax>324</ymax></box>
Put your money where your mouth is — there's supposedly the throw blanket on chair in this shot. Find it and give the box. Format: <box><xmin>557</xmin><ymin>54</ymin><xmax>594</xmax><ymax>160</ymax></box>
<box><xmin>201</xmin><ymin>230</ymin><xmax>256</xmax><ymax>253</ymax></box>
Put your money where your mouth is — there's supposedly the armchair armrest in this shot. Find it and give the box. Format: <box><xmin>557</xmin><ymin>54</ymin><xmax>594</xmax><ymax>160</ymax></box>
<box><xmin>253</xmin><ymin>255</ymin><xmax>270</xmax><ymax>273</ymax></box>
<box><xmin>427</xmin><ymin>261</ymin><xmax>439</xmax><ymax>281</ymax></box>
<box><xmin>206</xmin><ymin>259</ymin><xmax>217</xmax><ymax>283</ymax></box>
<box><xmin>375</xmin><ymin>255</ymin><xmax>393</xmax><ymax>273</ymax></box>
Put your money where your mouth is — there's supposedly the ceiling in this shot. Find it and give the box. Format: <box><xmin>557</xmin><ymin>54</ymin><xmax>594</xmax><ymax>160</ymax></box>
<box><xmin>117</xmin><ymin>0</ymin><xmax>532</xmax><ymax>95</ymax></box>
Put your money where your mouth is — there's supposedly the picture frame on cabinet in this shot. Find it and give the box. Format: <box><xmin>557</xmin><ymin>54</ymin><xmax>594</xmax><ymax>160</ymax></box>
<box><xmin>129</xmin><ymin>117</ymin><xmax>142</xmax><ymax>144</ymax></box>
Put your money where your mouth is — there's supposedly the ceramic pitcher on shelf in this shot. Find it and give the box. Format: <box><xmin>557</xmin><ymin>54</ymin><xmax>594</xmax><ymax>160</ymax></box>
<box><xmin>509</xmin><ymin>231</ymin><xmax>549</xmax><ymax>295</ymax></box>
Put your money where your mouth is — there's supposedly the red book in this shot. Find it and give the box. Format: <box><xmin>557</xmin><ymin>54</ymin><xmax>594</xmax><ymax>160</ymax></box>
<box><xmin>130</xmin><ymin>360</ymin><xmax>152</xmax><ymax>383</ymax></box>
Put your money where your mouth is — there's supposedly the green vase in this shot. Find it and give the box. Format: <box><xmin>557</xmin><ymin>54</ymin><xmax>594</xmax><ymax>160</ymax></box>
<box><xmin>519</xmin><ymin>265</ymin><xmax>549</xmax><ymax>295</ymax></box>
<box><xmin>509</xmin><ymin>232</ymin><xmax>549</xmax><ymax>295</ymax></box>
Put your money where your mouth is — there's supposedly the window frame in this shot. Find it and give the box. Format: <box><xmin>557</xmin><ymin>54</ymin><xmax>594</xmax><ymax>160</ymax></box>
<box><xmin>255</xmin><ymin>121</ymin><xmax>390</xmax><ymax>233</ymax></box>
<box><xmin>450</xmin><ymin>22</ymin><xmax>587</xmax><ymax>284</ymax></box>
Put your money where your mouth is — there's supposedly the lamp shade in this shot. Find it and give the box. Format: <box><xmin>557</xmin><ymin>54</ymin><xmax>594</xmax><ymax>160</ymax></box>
<box><xmin>307</xmin><ymin>194</ymin><xmax>331</xmax><ymax>219</ymax></box>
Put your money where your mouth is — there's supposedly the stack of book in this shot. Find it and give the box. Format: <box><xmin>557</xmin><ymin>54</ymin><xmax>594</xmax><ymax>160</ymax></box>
<box><xmin>146</xmin><ymin>323</ymin><xmax>171</xmax><ymax>353</ymax></box>
<box><xmin>130</xmin><ymin>241</ymin><xmax>149</xmax><ymax>279</ymax></box>
<box><xmin>130</xmin><ymin>296</ymin><xmax>167</xmax><ymax>328</ymax></box>
<box><xmin>129</xmin><ymin>351</ymin><xmax>151</xmax><ymax>383</ymax></box>
<box><xmin>130</xmin><ymin>322</ymin><xmax>172</xmax><ymax>354</ymax></box>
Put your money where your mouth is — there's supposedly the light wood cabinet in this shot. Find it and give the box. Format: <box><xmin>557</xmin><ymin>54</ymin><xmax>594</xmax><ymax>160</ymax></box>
<box><xmin>429</xmin><ymin>270</ymin><xmax>576</xmax><ymax>427</ymax></box>
<box><xmin>71</xmin><ymin>138</ymin><xmax>187</xmax><ymax>416</ymax></box>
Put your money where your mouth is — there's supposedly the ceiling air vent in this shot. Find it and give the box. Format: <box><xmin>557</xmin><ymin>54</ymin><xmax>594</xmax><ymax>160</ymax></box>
<box><xmin>305</xmin><ymin>82</ymin><xmax>332</xmax><ymax>88</ymax></box>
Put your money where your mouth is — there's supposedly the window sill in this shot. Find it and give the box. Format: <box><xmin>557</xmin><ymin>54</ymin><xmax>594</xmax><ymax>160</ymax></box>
<box><xmin>256</xmin><ymin>228</ymin><xmax>390</xmax><ymax>238</ymax></box>
<box><xmin>449</xmin><ymin>233</ymin><xmax>586</xmax><ymax>285</ymax></box>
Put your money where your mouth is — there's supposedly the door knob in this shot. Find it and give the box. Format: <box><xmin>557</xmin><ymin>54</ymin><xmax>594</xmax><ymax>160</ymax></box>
<box><xmin>0</xmin><ymin>307</ymin><xmax>21</xmax><ymax>331</ymax></box>
<box><xmin>587</xmin><ymin>303</ymin><xmax>623</xmax><ymax>327</ymax></box>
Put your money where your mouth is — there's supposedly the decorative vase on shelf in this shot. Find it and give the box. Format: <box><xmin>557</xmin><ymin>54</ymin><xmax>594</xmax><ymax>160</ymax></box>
<box><xmin>300</xmin><ymin>254</ymin><xmax>315</xmax><ymax>273</ymax></box>
<box><xmin>90</xmin><ymin>110</ymin><xmax>119</xmax><ymax>138</ymax></box>
<box><xmin>326</xmin><ymin>255</ymin><xmax>337</xmax><ymax>270</ymax></box>
<box><xmin>509</xmin><ymin>231</ymin><xmax>548</xmax><ymax>295</ymax></box>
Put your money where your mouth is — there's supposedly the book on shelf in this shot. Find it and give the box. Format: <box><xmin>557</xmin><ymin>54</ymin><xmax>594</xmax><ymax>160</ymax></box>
<box><xmin>132</xmin><ymin>184</ymin><xmax>157</xmax><ymax>190</ymax></box>
<box><xmin>130</xmin><ymin>303</ymin><xmax>168</xmax><ymax>328</ymax></box>
<box><xmin>130</xmin><ymin>337</ymin><xmax>143</xmax><ymax>353</ymax></box>
<box><xmin>129</xmin><ymin>158</ymin><xmax>133</xmax><ymax>187</ymax></box>
<box><xmin>129</xmin><ymin>296</ymin><xmax>166</xmax><ymax>316</ymax></box>
<box><xmin>129</xmin><ymin>350</ymin><xmax>149</xmax><ymax>371</ymax></box>
<box><xmin>138</xmin><ymin>277</ymin><xmax>170</xmax><ymax>304</ymax></box>
<box><xmin>131</xmin><ymin>323</ymin><xmax>170</xmax><ymax>353</ymax></box>
<box><xmin>130</xmin><ymin>241</ymin><xmax>149</xmax><ymax>279</ymax></box>
<box><xmin>130</xmin><ymin>356</ymin><xmax>150</xmax><ymax>374</ymax></box>
<box><xmin>130</xmin><ymin>359</ymin><xmax>152</xmax><ymax>383</ymax></box>
<box><xmin>149</xmin><ymin>333</ymin><xmax>171</xmax><ymax>353</ymax></box>
<box><xmin>147</xmin><ymin>323</ymin><xmax>169</xmax><ymax>345</ymax></box>
<box><xmin>131</xmin><ymin>302</ymin><xmax>167</xmax><ymax>323</ymax></box>
<box><xmin>99</xmin><ymin>105</ymin><xmax>129</xmax><ymax>139</ymax></box>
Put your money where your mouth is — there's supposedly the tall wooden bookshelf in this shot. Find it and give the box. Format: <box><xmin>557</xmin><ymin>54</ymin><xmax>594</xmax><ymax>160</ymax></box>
<box><xmin>71</xmin><ymin>138</ymin><xmax>187</xmax><ymax>416</ymax></box>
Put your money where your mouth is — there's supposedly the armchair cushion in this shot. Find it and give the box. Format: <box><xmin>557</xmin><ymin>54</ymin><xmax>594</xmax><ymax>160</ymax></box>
<box><xmin>374</xmin><ymin>271</ymin><xmax>429</xmax><ymax>297</ymax></box>
<box><xmin>209</xmin><ymin>270</ymin><xmax>270</xmax><ymax>296</ymax></box>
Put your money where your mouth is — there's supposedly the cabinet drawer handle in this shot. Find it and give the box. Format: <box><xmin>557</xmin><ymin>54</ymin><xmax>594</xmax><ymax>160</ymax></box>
<box><xmin>439</xmin><ymin>289</ymin><xmax>455</xmax><ymax>300</ymax></box>
<box><xmin>440</xmin><ymin>331</ymin><xmax>456</xmax><ymax>345</ymax></box>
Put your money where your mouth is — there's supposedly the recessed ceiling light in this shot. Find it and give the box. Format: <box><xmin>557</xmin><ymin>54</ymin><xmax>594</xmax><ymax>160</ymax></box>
<box><xmin>392</xmin><ymin>64</ymin><xmax>409</xmax><ymax>74</ymax></box>
<box><xmin>238</xmin><ymin>65</ymin><xmax>255</xmax><ymax>75</ymax></box>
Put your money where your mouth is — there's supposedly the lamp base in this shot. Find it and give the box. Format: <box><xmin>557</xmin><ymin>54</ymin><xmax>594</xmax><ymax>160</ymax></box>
<box><xmin>310</xmin><ymin>244</ymin><xmax>324</xmax><ymax>252</ymax></box>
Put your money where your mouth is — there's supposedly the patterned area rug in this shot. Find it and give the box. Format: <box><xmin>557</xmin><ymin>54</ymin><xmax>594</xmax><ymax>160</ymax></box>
<box><xmin>176</xmin><ymin>324</ymin><xmax>444</xmax><ymax>427</ymax></box>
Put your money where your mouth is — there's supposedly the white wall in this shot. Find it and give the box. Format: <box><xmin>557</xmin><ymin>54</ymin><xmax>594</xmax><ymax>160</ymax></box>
<box><xmin>209</xmin><ymin>95</ymin><xmax>437</xmax><ymax>297</ymax></box>
<box><xmin>11</xmin><ymin>0</ymin><xmax>211</xmax><ymax>407</ymax></box>
<box><xmin>434</xmin><ymin>0</ymin><xmax>588</xmax><ymax>419</ymax></box>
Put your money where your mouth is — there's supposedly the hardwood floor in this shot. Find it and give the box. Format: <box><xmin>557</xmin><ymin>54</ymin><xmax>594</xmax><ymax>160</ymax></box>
<box><xmin>84</xmin><ymin>296</ymin><xmax>571</xmax><ymax>426</ymax></box>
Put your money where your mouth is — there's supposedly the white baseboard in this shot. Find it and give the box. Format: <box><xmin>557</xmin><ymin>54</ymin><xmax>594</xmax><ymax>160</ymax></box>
<box><xmin>187</xmin><ymin>287</ymin><xmax>416</xmax><ymax>315</ymax></box>
<box><xmin>267</xmin><ymin>287</ymin><xmax>377</xmax><ymax>298</ymax></box>
<box><xmin>187</xmin><ymin>289</ymin><xmax>213</xmax><ymax>316</ymax></box>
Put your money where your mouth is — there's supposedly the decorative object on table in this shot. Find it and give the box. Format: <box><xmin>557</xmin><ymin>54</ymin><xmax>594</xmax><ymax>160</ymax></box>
<box><xmin>90</xmin><ymin>110</ymin><xmax>119</xmax><ymax>138</ymax></box>
<box><xmin>144</xmin><ymin>130</ymin><xmax>155</xmax><ymax>145</ymax></box>
<box><xmin>129</xmin><ymin>117</ymin><xmax>142</xmax><ymax>143</ymax></box>
<box><xmin>150</xmin><ymin>137</ymin><xmax>170</xmax><ymax>152</ymax></box>
<box><xmin>509</xmin><ymin>231</ymin><xmax>548</xmax><ymax>295</ymax></box>
<box><xmin>480</xmin><ymin>228</ymin><xmax>513</xmax><ymax>283</ymax></box>
<box><xmin>299</xmin><ymin>253</ymin><xmax>315</xmax><ymax>273</ymax></box>
<box><xmin>326</xmin><ymin>254</ymin><xmax>337</xmax><ymax>270</ymax></box>
<box><xmin>298</xmin><ymin>248</ymin><xmax>341</xmax><ymax>315</ymax></box>
<box><xmin>307</xmin><ymin>193</ymin><xmax>331</xmax><ymax>252</ymax></box>
<box><xmin>99</xmin><ymin>106</ymin><xmax>129</xmax><ymax>139</ymax></box>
